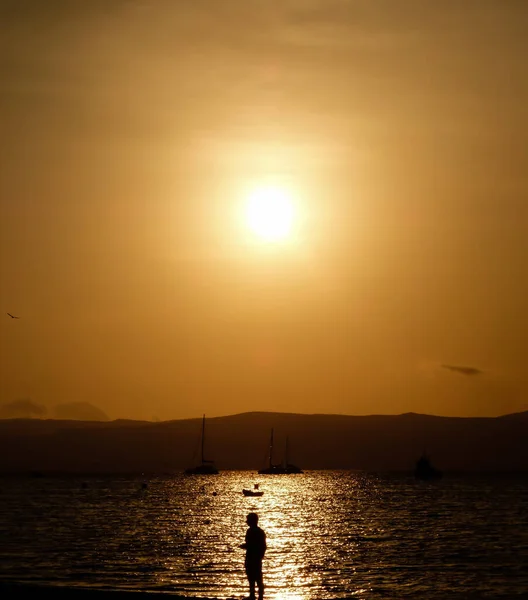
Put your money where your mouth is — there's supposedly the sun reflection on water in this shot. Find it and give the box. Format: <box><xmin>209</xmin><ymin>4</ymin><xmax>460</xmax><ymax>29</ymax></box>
<box><xmin>152</xmin><ymin>471</ymin><xmax>375</xmax><ymax>599</ymax></box>
<box><xmin>151</xmin><ymin>473</ymin><xmax>372</xmax><ymax>600</ymax></box>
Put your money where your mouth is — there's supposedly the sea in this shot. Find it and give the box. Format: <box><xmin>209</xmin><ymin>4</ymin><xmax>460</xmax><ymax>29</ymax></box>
<box><xmin>0</xmin><ymin>471</ymin><xmax>527</xmax><ymax>599</ymax></box>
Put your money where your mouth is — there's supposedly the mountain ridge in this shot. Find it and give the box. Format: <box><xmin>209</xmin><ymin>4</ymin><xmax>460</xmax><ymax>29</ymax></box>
<box><xmin>0</xmin><ymin>410</ymin><xmax>526</xmax><ymax>474</ymax></box>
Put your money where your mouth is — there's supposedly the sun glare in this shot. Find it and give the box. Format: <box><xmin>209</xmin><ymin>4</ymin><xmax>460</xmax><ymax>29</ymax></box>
<box><xmin>245</xmin><ymin>185</ymin><xmax>295</xmax><ymax>242</ymax></box>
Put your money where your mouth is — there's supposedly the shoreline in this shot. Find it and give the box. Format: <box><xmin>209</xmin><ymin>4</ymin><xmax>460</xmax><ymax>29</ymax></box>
<box><xmin>0</xmin><ymin>583</ymin><xmax>217</xmax><ymax>599</ymax></box>
<box><xmin>1</xmin><ymin>582</ymin><xmax>526</xmax><ymax>600</ymax></box>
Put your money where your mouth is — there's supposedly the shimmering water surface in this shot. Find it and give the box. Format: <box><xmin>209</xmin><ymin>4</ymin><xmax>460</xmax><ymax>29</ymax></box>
<box><xmin>0</xmin><ymin>472</ymin><xmax>527</xmax><ymax>598</ymax></box>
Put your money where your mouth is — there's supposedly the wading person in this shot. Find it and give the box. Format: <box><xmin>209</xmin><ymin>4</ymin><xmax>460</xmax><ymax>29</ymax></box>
<box><xmin>240</xmin><ymin>512</ymin><xmax>266</xmax><ymax>600</ymax></box>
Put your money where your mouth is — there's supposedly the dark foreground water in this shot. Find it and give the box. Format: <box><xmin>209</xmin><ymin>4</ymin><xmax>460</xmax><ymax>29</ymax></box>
<box><xmin>0</xmin><ymin>472</ymin><xmax>527</xmax><ymax>598</ymax></box>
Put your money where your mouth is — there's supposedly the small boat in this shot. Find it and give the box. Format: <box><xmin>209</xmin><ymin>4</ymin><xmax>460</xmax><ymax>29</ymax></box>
<box><xmin>414</xmin><ymin>453</ymin><xmax>442</xmax><ymax>480</ymax></box>
<box><xmin>185</xmin><ymin>414</ymin><xmax>219</xmax><ymax>475</ymax></box>
<box><xmin>243</xmin><ymin>484</ymin><xmax>264</xmax><ymax>497</ymax></box>
<box><xmin>258</xmin><ymin>429</ymin><xmax>303</xmax><ymax>474</ymax></box>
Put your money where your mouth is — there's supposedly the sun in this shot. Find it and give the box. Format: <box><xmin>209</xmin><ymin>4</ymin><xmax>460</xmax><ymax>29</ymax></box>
<box><xmin>245</xmin><ymin>185</ymin><xmax>295</xmax><ymax>242</ymax></box>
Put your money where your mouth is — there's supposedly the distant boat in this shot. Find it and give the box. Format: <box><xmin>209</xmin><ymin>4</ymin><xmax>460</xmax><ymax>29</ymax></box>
<box><xmin>414</xmin><ymin>453</ymin><xmax>442</xmax><ymax>480</ymax></box>
<box><xmin>258</xmin><ymin>429</ymin><xmax>303</xmax><ymax>474</ymax></box>
<box><xmin>243</xmin><ymin>484</ymin><xmax>264</xmax><ymax>497</ymax></box>
<box><xmin>283</xmin><ymin>436</ymin><xmax>303</xmax><ymax>473</ymax></box>
<box><xmin>185</xmin><ymin>415</ymin><xmax>219</xmax><ymax>475</ymax></box>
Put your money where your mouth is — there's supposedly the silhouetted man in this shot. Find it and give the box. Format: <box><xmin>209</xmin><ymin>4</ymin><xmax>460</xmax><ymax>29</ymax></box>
<box><xmin>240</xmin><ymin>512</ymin><xmax>266</xmax><ymax>600</ymax></box>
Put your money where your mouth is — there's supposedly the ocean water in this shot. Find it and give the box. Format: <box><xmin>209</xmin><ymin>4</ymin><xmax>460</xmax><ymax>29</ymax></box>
<box><xmin>0</xmin><ymin>471</ymin><xmax>527</xmax><ymax>599</ymax></box>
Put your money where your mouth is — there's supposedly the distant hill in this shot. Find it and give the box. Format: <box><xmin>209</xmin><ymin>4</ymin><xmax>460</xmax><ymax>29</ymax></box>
<box><xmin>0</xmin><ymin>411</ymin><xmax>526</xmax><ymax>474</ymax></box>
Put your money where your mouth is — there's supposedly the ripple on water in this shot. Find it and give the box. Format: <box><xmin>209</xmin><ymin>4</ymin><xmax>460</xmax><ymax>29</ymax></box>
<box><xmin>0</xmin><ymin>472</ymin><xmax>527</xmax><ymax>598</ymax></box>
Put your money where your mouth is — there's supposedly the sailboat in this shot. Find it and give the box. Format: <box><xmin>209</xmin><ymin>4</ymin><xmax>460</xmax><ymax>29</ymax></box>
<box><xmin>283</xmin><ymin>435</ymin><xmax>303</xmax><ymax>474</ymax></box>
<box><xmin>185</xmin><ymin>414</ymin><xmax>219</xmax><ymax>475</ymax></box>
<box><xmin>414</xmin><ymin>452</ymin><xmax>442</xmax><ymax>480</ymax></box>
<box><xmin>258</xmin><ymin>429</ymin><xmax>303</xmax><ymax>474</ymax></box>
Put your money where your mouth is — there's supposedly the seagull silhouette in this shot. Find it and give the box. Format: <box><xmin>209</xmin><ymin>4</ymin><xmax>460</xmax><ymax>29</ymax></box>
<box><xmin>7</xmin><ymin>313</ymin><xmax>20</xmax><ymax>319</ymax></box>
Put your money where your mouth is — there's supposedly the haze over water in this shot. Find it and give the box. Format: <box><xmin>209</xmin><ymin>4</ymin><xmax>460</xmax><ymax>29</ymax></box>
<box><xmin>1</xmin><ymin>472</ymin><xmax>527</xmax><ymax>598</ymax></box>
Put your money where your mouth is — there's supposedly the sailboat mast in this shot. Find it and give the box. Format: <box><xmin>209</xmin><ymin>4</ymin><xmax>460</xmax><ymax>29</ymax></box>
<box><xmin>201</xmin><ymin>414</ymin><xmax>205</xmax><ymax>464</ymax></box>
<box><xmin>269</xmin><ymin>428</ymin><xmax>274</xmax><ymax>468</ymax></box>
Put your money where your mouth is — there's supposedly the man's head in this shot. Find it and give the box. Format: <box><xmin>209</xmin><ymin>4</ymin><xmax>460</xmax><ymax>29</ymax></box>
<box><xmin>246</xmin><ymin>512</ymin><xmax>259</xmax><ymax>527</ymax></box>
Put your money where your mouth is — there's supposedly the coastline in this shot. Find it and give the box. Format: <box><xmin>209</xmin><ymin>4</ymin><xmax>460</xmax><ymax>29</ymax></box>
<box><xmin>1</xmin><ymin>582</ymin><xmax>526</xmax><ymax>600</ymax></box>
<box><xmin>0</xmin><ymin>583</ymin><xmax>217</xmax><ymax>600</ymax></box>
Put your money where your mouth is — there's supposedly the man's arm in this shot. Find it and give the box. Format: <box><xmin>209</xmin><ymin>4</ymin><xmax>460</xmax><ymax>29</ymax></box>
<box><xmin>240</xmin><ymin>529</ymin><xmax>249</xmax><ymax>549</ymax></box>
<box><xmin>260</xmin><ymin>530</ymin><xmax>267</xmax><ymax>557</ymax></box>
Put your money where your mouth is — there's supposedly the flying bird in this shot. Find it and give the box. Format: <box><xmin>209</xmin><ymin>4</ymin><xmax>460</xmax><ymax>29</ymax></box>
<box><xmin>441</xmin><ymin>364</ymin><xmax>482</xmax><ymax>376</ymax></box>
<box><xmin>7</xmin><ymin>313</ymin><xmax>20</xmax><ymax>319</ymax></box>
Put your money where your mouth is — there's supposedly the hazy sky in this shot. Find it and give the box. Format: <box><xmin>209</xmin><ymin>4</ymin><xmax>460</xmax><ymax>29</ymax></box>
<box><xmin>1</xmin><ymin>0</ymin><xmax>527</xmax><ymax>420</ymax></box>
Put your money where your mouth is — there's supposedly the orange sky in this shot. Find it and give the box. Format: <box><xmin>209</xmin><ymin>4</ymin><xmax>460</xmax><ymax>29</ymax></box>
<box><xmin>1</xmin><ymin>1</ymin><xmax>527</xmax><ymax>420</ymax></box>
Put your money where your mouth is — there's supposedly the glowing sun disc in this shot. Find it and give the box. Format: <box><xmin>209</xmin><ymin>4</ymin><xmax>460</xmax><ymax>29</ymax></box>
<box><xmin>246</xmin><ymin>186</ymin><xmax>294</xmax><ymax>241</ymax></box>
